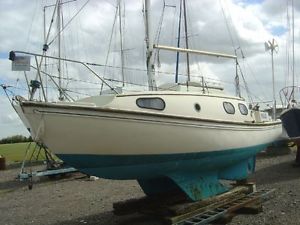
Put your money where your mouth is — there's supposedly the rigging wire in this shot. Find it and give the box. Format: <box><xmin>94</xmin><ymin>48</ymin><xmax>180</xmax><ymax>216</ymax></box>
<box><xmin>237</xmin><ymin>62</ymin><xmax>253</xmax><ymax>103</ymax></box>
<box><xmin>169</xmin><ymin>2</ymin><xmax>177</xmax><ymax>47</ymax></box>
<box><xmin>118</xmin><ymin>0</ymin><xmax>125</xmax><ymax>87</ymax></box>
<box><xmin>44</xmin><ymin>0</ymin><xmax>59</xmax><ymax>50</ymax></box>
<box><xmin>25</xmin><ymin>0</ymin><xmax>40</xmax><ymax>52</ymax></box>
<box><xmin>15</xmin><ymin>1</ymin><xmax>270</xmax><ymax>105</ymax></box>
<box><xmin>103</xmin><ymin>0</ymin><xmax>120</xmax><ymax>77</ymax></box>
<box><xmin>48</xmin><ymin>0</ymin><xmax>90</xmax><ymax>46</ymax></box>
<box><xmin>219</xmin><ymin>0</ymin><xmax>250</xmax><ymax>100</ymax></box>
<box><xmin>153</xmin><ymin>0</ymin><xmax>166</xmax><ymax>68</ymax></box>
<box><xmin>219</xmin><ymin>0</ymin><xmax>269</xmax><ymax>102</ymax></box>
<box><xmin>153</xmin><ymin>1</ymin><xmax>178</xmax><ymax>82</ymax></box>
<box><xmin>219</xmin><ymin>0</ymin><xmax>236</xmax><ymax>52</ymax></box>
<box><xmin>103</xmin><ymin>0</ymin><xmax>117</xmax><ymax>8</ymax></box>
<box><xmin>292</xmin><ymin>0</ymin><xmax>296</xmax><ymax>90</ymax></box>
<box><xmin>285</xmin><ymin>0</ymin><xmax>291</xmax><ymax>89</ymax></box>
<box><xmin>185</xmin><ymin>1</ymin><xmax>204</xmax><ymax>79</ymax></box>
<box><xmin>175</xmin><ymin>0</ymin><xmax>183</xmax><ymax>83</ymax></box>
<box><xmin>4</xmin><ymin>77</ymin><xmax>269</xmax><ymax>107</ymax></box>
<box><xmin>45</xmin><ymin>67</ymin><xmax>225</xmax><ymax>85</ymax></box>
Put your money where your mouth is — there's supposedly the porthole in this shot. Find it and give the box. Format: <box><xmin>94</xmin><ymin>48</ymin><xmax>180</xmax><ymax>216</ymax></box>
<box><xmin>194</xmin><ymin>103</ymin><xmax>201</xmax><ymax>112</ymax></box>
<box><xmin>136</xmin><ymin>97</ymin><xmax>165</xmax><ymax>110</ymax></box>
<box><xmin>238</xmin><ymin>103</ymin><xmax>248</xmax><ymax>115</ymax></box>
<box><xmin>223</xmin><ymin>102</ymin><xmax>235</xmax><ymax>114</ymax></box>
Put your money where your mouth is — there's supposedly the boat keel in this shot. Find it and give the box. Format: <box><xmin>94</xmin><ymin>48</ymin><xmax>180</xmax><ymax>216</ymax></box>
<box><xmin>138</xmin><ymin>173</ymin><xmax>228</xmax><ymax>201</ymax></box>
<box><xmin>219</xmin><ymin>157</ymin><xmax>256</xmax><ymax>180</ymax></box>
<box><xmin>137</xmin><ymin>157</ymin><xmax>256</xmax><ymax>201</ymax></box>
<box><xmin>168</xmin><ymin>172</ymin><xmax>228</xmax><ymax>201</ymax></box>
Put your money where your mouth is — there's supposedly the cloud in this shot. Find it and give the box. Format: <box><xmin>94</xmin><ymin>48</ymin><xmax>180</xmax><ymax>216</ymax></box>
<box><xmin>0</xmin><ymin>95</ymin><xmax>29</xmax><ymax>138</ymax></box>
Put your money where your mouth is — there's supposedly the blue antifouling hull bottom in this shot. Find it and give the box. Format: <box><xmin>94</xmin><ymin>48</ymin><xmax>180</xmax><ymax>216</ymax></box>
<box><xmin>57</xmin><ymin>143</ymin><xmax>266</xmax><ymax>201</ymax></box>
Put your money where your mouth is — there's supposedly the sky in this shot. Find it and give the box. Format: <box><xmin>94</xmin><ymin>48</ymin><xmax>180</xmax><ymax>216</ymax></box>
<box><xmin>0</xmin><ymin>0</ymin><xmax>299</xmax><ymax>138</ymax></box>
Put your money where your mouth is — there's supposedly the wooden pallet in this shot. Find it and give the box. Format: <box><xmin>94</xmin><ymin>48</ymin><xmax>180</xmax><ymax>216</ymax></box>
<box><xmin>113</xmin><ymin>184</ymin><xmax>275</xmax><ymax>225</ymax></box>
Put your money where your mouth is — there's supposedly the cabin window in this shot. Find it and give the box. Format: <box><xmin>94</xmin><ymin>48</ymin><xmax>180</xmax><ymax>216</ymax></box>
<box><xmin>238</xmin><ymin>103</ymin><xmax>248</xmax><ymax>115</ymax></box>
<box><xmin>223</xmin><ymin>102</ymin><xmax>235</xmax><ymax>114</ymax></box>
<box><xmin>194</xmin><ymin>103</ymin><xmax>201</xmax><ymax>112</ymax></box>
<box><xmin>136</xmin><ymin>98</ymin><xmax>165</xmax><ymax>110</ymax></box>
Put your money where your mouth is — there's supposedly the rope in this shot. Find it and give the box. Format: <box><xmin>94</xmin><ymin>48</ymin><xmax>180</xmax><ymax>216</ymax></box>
<box><xmin>237</xmin><ymin>62</ymin><xmax>252</xmax><ymax>103</ymax></box>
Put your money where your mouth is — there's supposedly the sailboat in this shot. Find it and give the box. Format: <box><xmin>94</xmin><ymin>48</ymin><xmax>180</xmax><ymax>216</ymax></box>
<box><xmin>8</xmin><ymin>0</ymin><xmax>282</xmax><ymax>201</ymax></box>
<box><xmin>280</xmin><ymin>0</ymin><xmax>300</xmax><ymax>143</ymax></box>
<box><xmin>280</xmin><ymin>88</ymin><xmax>300</xmax><ymax>143</ymax></box>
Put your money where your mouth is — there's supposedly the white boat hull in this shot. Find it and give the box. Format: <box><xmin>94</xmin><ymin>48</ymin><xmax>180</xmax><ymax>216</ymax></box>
<box><xmin>16</xmin><ymin>92</ymin><xmax>282</xmax><ymax>200</ymax></box>
<box><xmin>20</xmin><ymin>102</ymin><xmax>282</xmax><ymax>156</ymax></box>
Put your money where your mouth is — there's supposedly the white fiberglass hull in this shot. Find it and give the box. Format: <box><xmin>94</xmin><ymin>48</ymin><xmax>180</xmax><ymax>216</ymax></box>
<box><xmin>15</xmin><ymin>92</ymin><xmax>282</xmax><ymax>200</ymax></box>
<box><xmin>20</xmin><ymin>101</ymin><xmax>282</xmax><ymax>156</ymax></box>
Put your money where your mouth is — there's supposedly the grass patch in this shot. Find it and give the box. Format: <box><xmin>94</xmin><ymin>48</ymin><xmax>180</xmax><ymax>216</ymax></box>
<box><xmin>0</xmin><ymin>143</ymin><xmax>47</xmax><ymax>163</ymax></box>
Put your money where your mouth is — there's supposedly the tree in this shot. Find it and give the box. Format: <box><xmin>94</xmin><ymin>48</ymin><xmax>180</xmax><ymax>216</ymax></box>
<box><xmin>0</xmin><ymin>135</ymin><xmax>32</xmax><ymax>144</ymax></box>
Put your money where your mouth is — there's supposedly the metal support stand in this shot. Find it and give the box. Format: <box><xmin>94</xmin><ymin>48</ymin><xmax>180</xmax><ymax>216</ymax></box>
<box><xmin>18</xmin><ymin>142</ymin><xmax>77</xmax><ymax>188</ymax></box>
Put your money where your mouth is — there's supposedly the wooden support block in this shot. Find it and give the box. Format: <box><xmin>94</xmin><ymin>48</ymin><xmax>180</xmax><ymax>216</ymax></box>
<box><xmin>114</xmin><ymin>187</ymin><xmax>273</xmax><ymax>225</ymax></box>
<box><xmin>235</xmin><ymin>202</ymin><xmax>263</xmax><ymax>214</ymax></box>
<box><xmin>168</xmin><ymin>186</ymin><xmax>250</xmax><ymax>216</ymax></box>
<box><xmin>232</xmin><ymin>181</ymin><xmax>256</xmax><ymax>193</ymax></box>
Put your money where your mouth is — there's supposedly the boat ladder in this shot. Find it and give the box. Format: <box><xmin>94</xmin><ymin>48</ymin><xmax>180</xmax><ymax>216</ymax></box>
<box><xmin>173</xmin><ymin>189</ymin><xmax>274</xmax><ymax>225</ymax></box>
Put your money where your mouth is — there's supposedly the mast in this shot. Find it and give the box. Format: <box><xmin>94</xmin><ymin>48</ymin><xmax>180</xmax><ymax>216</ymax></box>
<box><xmin>43</xmin><ymin>7</ymin><xmax>46</xmax><ymax>45</ymax></box>
<box><xmin>271</xmin><ymin>39</ymin><xmax>276</xmax><ymax>120</ymax></box>
<box><xmin>144</xmin><ymin>0</ymin><xmax>157</xmax><ymax>91</ymax></box>
<box><xmin>43</xmin><ymin>6</ymin><xmax>47</xmax><ymax>99</ymax></box>
<box><xmin>265</xmin><ymin>38</ymin><xmax>278</xmax><ymax>120</ymax></box>
<box><xmin>183</xmin><ymin>0</ymin><xmax>190</xmax><ymax>81</ymax></box>
<box><xmin>118</xmin><ymin>1</ymin><xmax>125</xmax><ymax>87</ymax></box>
<box><xmin>57</xmin><ymin>0</ymin><xmax>63</xmax><ymax>100</ymax></box>
<box><xmin>292</xmin><ymin>0</ymin><xmax>295</xmax><ymax>100</ymax></box>
<box><xmin>175</xmin><ymin>0</ymin><xmax>182</xmax><ymax>83</ymax></box>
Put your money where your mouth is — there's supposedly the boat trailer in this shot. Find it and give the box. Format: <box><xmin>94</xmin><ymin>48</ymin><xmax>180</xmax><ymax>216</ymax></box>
<box><xmin>113</xmin><ymin>182</ymin><xmax>275</xmax><ymax>225</ymax></box>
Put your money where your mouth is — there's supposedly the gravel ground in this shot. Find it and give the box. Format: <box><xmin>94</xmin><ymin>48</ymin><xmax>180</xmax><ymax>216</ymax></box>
<box><xmin>0</xmin><ymin>151</ymin><xmax>300</xmax><ymax>225</ymax></box>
